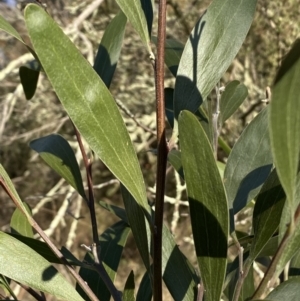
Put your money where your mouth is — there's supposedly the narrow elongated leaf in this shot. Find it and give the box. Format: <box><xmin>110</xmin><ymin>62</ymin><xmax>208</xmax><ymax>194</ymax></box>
<box><xmin>0</xmin><ymin>14</ymin><xmax>24</xmax><ymax>44</ymax></box>
<box><xmin>76</xmin><ymin>221</ymin><xmax>130</xmax><ymax>301</ymax></box>
<box><xmin>94</xmin><ymin>10</ymin><xmax>127</xmax><ymax>88</ymax></box>
<box><xmin>10</xmin><ymin>202</ymin><xmax>34</xmax><ymax>238</ymax></box>
<box><xmin>25</xmin><ymin>5</ymin><xmax>149</xmax><ymax>217</ymax></box>
<box><xmin>136</xmin><ymin>271</ymin><xmax>152</xmax><ymax>301</ymax></box>
<box><xmin>0</xmin><ymin>164</ymin><xmax>29</xmax><ymax>217</ymax></box>
<box><xmin>174</xmin><ymin>0</ymin><xmax>257</xmax><ymax>118</ymax></box>
<box><xmin>289</xmin><ymin>249</ymin><xmax>300</xmax><ymax>276</ymax></box>
<box><xmin>114</xmin><ymin>0</ymin><xmax>152</xmax><ymax>54</ymax></box>
<box><xmin>250</xmin><ymin>169</ymin><xmax>285</xmax><ymax>261</ymax></box>
<box><xmin>0</xmin><ymin>232</ymin><xmax>84</xmax><ymax>301</ymax></box>
<box><xmin>278</xmin><ymin>174</ymin><xmax>300</xmax><ymax>242</ymax></box>
<box><xmin>19</xmin><ymin>64</ymin><xmax>40</xmax><ymax>100</ymax></box>
<box><xmin>219</xmin><ymin>81</ymin><xmax>248</xmax><ymax>125</ymax></box>
<box><xmin>121</xmin><ymin>185</ymin><xmax>151</xmax><ymax>271</ymax></box>
<box><xmin>152</xmin><ymin>37</ymin><xmax>184</xmax><ymax>77</ymax></box>
<box><xmin>224</xmin><ymin>108</ymin><xmax>273</xmax><ymax>217</ymax></box>
<box><xmin>99</xmin><ymin>195</ymin><xmax>197</xmax><ymax>300</ymax></box>
<box><xmin>30</xmin><ymin>134</ymin><xmax>86</xmax><ymax>200</ymax></box>
<box><xmin>162</xmin><ymin>225</ymin><xmax>198</xmax><ymax>301</ymax></box>
<box><xmin>140</xmin><ymin>0</ymin><xmax>153</xmax><ymax>37</ymax></box>
<box><xmin>8</xmin><ymin>233</ymin><xmax>84</xmax><ymax>267</ymax></box>
<box><xmin>99</xmin><ymin>200</ymin><xmax>128</xmax><ymax>224</ymax></box>
<box><xmin>123</xmin><ymin>271</ymin><xmax>135</xmax><ymax>301</ymax></box>
<box><xmin>179</xmin><ymin>110</ymin><xmax>228</xmax><ymax>301</ymax></box>
<box><xmin>266</xmin><ymin>277</ymin><xmax>300</xmax><ymax>301</ymax></box>
<box><xmin>269</xmin><ymin>42</ymin><xmax>300</xmax><ymax>217</ymax></box>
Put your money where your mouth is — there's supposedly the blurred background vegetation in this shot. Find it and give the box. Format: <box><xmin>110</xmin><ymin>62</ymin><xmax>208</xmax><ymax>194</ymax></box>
<box><xmin>0</xmin><ymin>0</ymin><xmax>299</xmax><ymax>299</ymax></box>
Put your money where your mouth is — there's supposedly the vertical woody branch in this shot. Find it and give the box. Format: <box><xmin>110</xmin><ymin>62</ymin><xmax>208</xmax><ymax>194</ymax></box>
<box><xmin>153</xmin><ymin>0</ymin><xmax>168</xmax><ymax>300</ymax></box>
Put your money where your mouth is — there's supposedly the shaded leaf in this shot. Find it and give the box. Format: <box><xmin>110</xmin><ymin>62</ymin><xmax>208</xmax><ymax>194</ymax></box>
<box><xmin>30</xmin><ymin>134</ymin><xmax>86</xmax><ymax>200</ymax></box>
<box><xmin>289</xmin><ymin>249</ymin><xmax>300</xmax><ymax>276</ymax></box>
<box><xmin>224</xmin><ymin>108</ymin><xmax>272</xmax><ymax>220</ymax></box>
<box><xmin>19</xmin><ymin>63</ymin><xmax>40</xmax><ymax>100</ymax></box>
<box><xmin>0</xmin><ymin>14</ymin><xmax>24</xmax><ymax>44</ymax></box>
<box><xmin>162</xmin><ymin>224</ymin><xmax>198</xmax><ymax>301</ymax></box>
<box><xmin>165</xmin><ymin>88</ymin><xmax>174</xmax><ymax>128</ymax></box>
<box><xmin>219</xmin><ymin>80</ymin><xmax>248</xmax><ymax>125</ymax></box>
<box><xmin>94</xmin><ymin>10</ymin><xmax>127</xmax><ymax>88</ymax></box>
<box><xmin>123</xmin><ymin>271</ymin><xmax>135</xmax><ymax>301</ymax></box>
<box><xmin>250</xmin><ymin>169</ymin><xmax>285</xmax><ymax>261</ymax></box>
<box><xmin>25</xmin><ymin>5</ymin><xmax>149</xmax><ymax>218</ymax></box>
<box><xmin>168</xmin><ymin>149</ymin><xmax>184</xmax><ymax>180</ymax></box>
<box><xmin>174</xmin><ymin>0</ymin><xmax>257</xmax><ymax>118</ymax></box>
<box><xmin>140</xmin><ymin>0</ymin><xmax>153</xmax><ymax>37</ymax></box>
<box><xmin>0</xmin><ymin>231</ymin><xmax>84</xmax><ymax>301</ymax></box>
<box><xmin>0</xmin><ymin>164</ymin><xmax>29</xmax><ymax>217</ymax></box>
<box><xmin>179</xmin><ymin>110</ymin><xmax>228</xmax><ymax>301</ymax></box>
<box><xmin>8</xmin><ymin>233</ymin><xmax>84</xmax><ymax>267</ymax></box>
<box><xmin>121</xmin><ymin>185</ymin><xmax>151</xmax><ymax>271</ymax></box>
<box><xmin>99</xmin><ymin>200</ymin><xmax>128</xmax><ymax>224</ymax></box>
<box><xmin>76</xmin><ymin>221</ymin><xmax>130</xmax><ymax>301</ymax></box>
<box><xmin>10</xmin><ymin>202</ymin><xmax>34</xmax><ymax>238</ymax></box>
<box><xmin>274</xmin><ymin>38</ymin><xmax>300</xmax><ymax>85</ymax></box>
<box><xmin>269</xmin><ymin>40</ymin><xmax>300</xmax><ymax>218</ymax></box>
<box><xmin>266</xmin><ymin>276</ymin><xmax>300</xmax><ymax>301</ymax></box>
<box><xmin>152</xmin><ymin>37</ymin><xmax>184</xmax><ymax>77</ymax></box>
<box><xmin>114</xmin><ymin>0</ymin><xmax>152</xmax><ymax>54</ymax></box>
<box><xmin>136</xmin><ymin>270</ymin><xmax>152</xmax><ymax>301</ymax></box>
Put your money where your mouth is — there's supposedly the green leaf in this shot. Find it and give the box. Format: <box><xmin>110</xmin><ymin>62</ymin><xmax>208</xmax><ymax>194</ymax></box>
<box><xmin>0</xmin><ymin>231</ymin><xmax>84</xmax><ymax>301</ymax></box>
<box><xmin>269</xmin><ymin>40</ymin><xmax>300</xmax><ymax>218</ymax></box>
<box><xmin>165</xmin><ymin>88</ymin><xmax>175</xmax><ymax>128</ymax></box>
<box><xmin>25</xmin><ymin>5</ymin><xmax>149</xmax><ymax>218</ymax></box>
<box><xmin>123</xmin><ymin>271</ymin><xmax>135</xmax><ymax>301</ymax></box>
<box><xmin>114</xmin><ymin>0</ymin><xmax>152</xmax><ymax>54</ymax></box>
<box><xmin>94</xmin><ymin>10</ymin><xmax>127</xmax><ymax>88</ymax></box>
<box><xmin>8</xmin><ymin>233</ymin><xmax>84</xmax><ymax>267</ymax></box>
<box><xmin>30</xmin><ymin>134</ymin><xmax>86</xmax><ymax>200</ymax></box>
<box><xmin>121</xmin><ymin>185</ymin><xmax>151</xmax><ymax>271</ymax></box>
<box><xmin>99</xmin><ymin>200</ymin><xmax>128</xmax><ymax>224</ymax></box>
<box><xmin>278</xmin><ymin>174</ymin><xmax>300</xmax><ymax>242</ymax></box>
<box><xmin>274</xmin><ymin>38</ymin><xmax>300</xmax><ymax>85</ymax></box>
<box><xmin>152</xmin><ymin>37</ymin><xmax>184</xmax><ymax>77</ymax></box>
<box><xmin>179</xmin><ymin>110</ymin><xmax>228</xmax><ymax>301</ymax></box>
<box><xmin>0</xmin><ymin>164</ymin><xmax>29</xmax><ymax>217</ymax></box>
<box><xmin>224</xmin><ymin>108</ymin><xmax>273</xmax><ymax>218</ymax></box>
<box><xmin>168</xmin><ymin>149</ymin><xmax>184</xmax><ymax>179</ymax></box>
<box><xmin>76</xmin><ymin>221</ymin><xmax>130</xmax><ymax>301</ymax></box>
<box><xmin>162</xmin><ymin>225</ymin><xmax>198</xmax><ymax>301</ymax></box>
<box><xmin>289</xmin><ymin>249</ymin><xmax>300</xmax><ymax>276</ymax></box>
<box><xmin>10</xmin><ymin>202</ymin><xmax>34</xmax><ymax>238</ymax></box>
<box><xmin>219</xmin><ymin>81</ymin><xmax>248</xmax><ymax>125</ymax></box>
<box><xmin>99</xmin><ymin>197</ymin><xmax>198</xmax><ymax>301</ymax></box>
<box><xmin>140</xmin><ymin>0</ymin><xmax>153</xmax><ymax>37</ymax></box>
<box><xmin>19</xmin><ymin>63</ymin><xmax>40</xmax><ymax>100</ymax></box>
<box><xmin>136</xmin><ymin>270</ymin><xmax>152</xmax><ymax>301</ymax></box>
<box><xmin>249</xmin><ymin>169</ymin><xmax>285</xmax><ymax>261</ymax></box>
<box><xmin>0</xmin><ymin>14</ymin><xmax>25</xmax><ymax>44</ymax></box>
<box><xmin>266</xmin><ymin>277</ymin><xmax>300</xmax><ymax>301</ymax></box>
<box><xmin>174</xmin><ymin>0</ymin><xmax>257</xmax><ymax>118</ymax></box>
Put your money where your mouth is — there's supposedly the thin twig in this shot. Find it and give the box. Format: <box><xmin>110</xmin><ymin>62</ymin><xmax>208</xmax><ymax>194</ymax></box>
<box><xmin>73</xmin><ymin>123</ymin><xmax>121</xmax><ymax>301</ymax></box>
<box><xmin>153</xmin><ymin>0</ymin><xmax>168</xmax><ymax>300</ymax></box>
<box><xmin>0</xmin><ymin>177</ymin><xmax>100</xmax><ymax>301</ymax></box>
<box><xmin>17</xmin><ymin>282</ymin><xmax>46</xmax><ymax>301</ymax></box>
<box><xmin>116</xmin><ymin>98</ymin><xmax>156</xmax><ymax>136</ymax></box>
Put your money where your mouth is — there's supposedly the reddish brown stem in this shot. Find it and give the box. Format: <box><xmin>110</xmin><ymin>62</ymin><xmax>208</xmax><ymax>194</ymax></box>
<box><xmin>153</xmin><ymin>0</ymin><xmax>168</xmax><ymax>300</ymax></box>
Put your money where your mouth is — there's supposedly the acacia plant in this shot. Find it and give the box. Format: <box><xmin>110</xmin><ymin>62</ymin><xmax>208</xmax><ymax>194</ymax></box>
<box><xmin>1</xmin><ymin>0</ymin><xmax>300</xmax><ymax>300</ymax></box>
